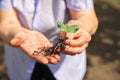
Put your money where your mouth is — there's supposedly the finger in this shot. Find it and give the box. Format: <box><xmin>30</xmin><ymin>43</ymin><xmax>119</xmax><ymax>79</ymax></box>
<box><xmin>64</xmin><ymin>44</ymin><xmax>88</xmax><ymax>55</ymax></box>
<box><xmin>65</xmin><ymin>29</ymin><xmax>81</xmax><ymax>40</ymax></box>
<box><xmin>65</xmin><ymin>33</ymin><xmax>75</xmax><ymax>39</ymax></box>
<box><xmin>65</xmin><ymin>34</ymin><xmax>91</xmax><ymax>47</ymax></box>
<box><xmin>51</xmin><ymin>54</ymin><xmax>61</xmax><ymax>62</ymax></box>
<box><xmin>74</xmin><ymin>32</ymin><xmax>81</xmax><ymax>39</ymax></box>
<box><xmin>65</xmin><ymin>38</ymin><xmax>87</xmax><ymax>47</ymax></box>
<box><xmin>46</xmin><ymin>56</ymin><xmax>58</xmax><ymax>64</ymax></box>
<box><xmin>10</xmin><ymin>37</ymin><xmax>25</xmax><ymax>46</ymax></box>
<box><xmin>32</xmin><ymin>55</ymin><xmax>49</xmax><ymax>64</ymax></box>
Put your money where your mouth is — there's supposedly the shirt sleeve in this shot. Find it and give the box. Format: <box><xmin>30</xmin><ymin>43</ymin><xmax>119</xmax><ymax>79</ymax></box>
<box><xmin>66</xmin><ymin>0</ymin><xmax>94</xmax><ymax>11</ymax></box>
<box><xmin>0</xmin><ymin>0</ymin><xmax>13</xmax><ymax>10</ymax></box>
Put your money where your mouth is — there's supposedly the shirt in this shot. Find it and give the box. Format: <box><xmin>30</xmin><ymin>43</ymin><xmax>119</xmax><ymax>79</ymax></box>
<box><xmin>0</xmin><ymin>0</ymin><xmax>94</xmax><ymax>80</ymax></box>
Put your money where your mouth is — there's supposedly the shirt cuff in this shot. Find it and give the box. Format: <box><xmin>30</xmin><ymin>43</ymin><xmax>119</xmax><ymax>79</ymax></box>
<box><xmin>66</xmin><ymin>0</ymin><xmax>94</xmax><ymax>11</ymax></box>
<box><xmin>0</xmin><ymin>0</ymin><xmax>13</xmax><ymax>10</ymax></box>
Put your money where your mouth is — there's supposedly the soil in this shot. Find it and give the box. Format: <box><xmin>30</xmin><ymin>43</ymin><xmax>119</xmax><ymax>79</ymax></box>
<box><xmin>0</xmin><ymin>0</ymin><xmax>120</xmax><ymax>80</ymax></box>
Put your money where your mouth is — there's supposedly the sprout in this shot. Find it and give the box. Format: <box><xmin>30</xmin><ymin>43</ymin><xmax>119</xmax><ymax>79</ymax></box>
<box><xmin>57</xmin><ymin>21</ymin><xmax>79</xmax><ymax>33</ymax></box>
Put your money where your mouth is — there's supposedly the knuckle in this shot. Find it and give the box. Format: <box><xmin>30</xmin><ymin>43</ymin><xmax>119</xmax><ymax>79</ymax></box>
<box><xmin>77</xmin><ymin>48</ymin><xmax>83</xmax><ymax>53</ymax></box>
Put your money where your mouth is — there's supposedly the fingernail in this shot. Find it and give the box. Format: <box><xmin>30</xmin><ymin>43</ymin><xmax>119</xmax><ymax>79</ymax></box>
<box><xmin>41</xmin><ymin>59</ymin><xmax>48</xmax><ymax>64</ymax></box>
<box><xmin>65</xmin><ymin>40</ymin><xmax>70</xmax><ymax>45</ymax></box>
<box><xmin>53</xmin><ymin>60</ymin><xmax>57</xmax><ymax>64</ymax></box>
<box><xmin>51</xmin><ymin>58</ymin><xmax>57</xmax><ymax>64</ymax></box>
<box><xmin>65</xmin><ymin>45</ymin><xmax>70</xmax><ymax>49</ymax></box>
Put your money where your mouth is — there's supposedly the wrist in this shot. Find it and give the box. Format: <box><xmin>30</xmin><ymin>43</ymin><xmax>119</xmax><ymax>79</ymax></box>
<box><xmin>0</xmin><ymin>24</ymin><xmax>29</xmax><ymax>44</ymax></box>
<box><xmin>67</xmin><ymin>20</ymin><xmax>95</xmax><ymax>35</ymax></box>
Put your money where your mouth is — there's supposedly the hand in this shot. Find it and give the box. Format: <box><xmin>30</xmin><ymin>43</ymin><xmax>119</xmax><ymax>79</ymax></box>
<box><xmin>60</xmin><ymin>20</ymin><xmax>91</xmax><ymax>55</ymax></box>
<box><xmin>10</xmin><ymin>30</ymin><xmax>61</xmax><ymax>64</ymax></box>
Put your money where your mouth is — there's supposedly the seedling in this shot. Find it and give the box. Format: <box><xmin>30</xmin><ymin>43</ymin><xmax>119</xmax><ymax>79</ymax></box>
<box><xmin>35</xmin><ymin>21</ymin><xmax>79</xmax><ymax>56</ymax></box>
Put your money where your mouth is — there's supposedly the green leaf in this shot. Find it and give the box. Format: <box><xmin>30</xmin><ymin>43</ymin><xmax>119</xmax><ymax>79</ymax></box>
<box><xmin>66</xmin><ymin>25</ymin><xmax>79</xmax><ymax>33</ymax></box>
<box><xmin>57</xmin><ymin>21</ymin><xmax>67</xmax><ymax>32</ymax></box>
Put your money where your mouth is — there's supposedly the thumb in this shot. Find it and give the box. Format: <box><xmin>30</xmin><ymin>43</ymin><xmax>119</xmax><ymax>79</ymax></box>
<box><xmin>10</xmin><ymin>37</ymin><xmax>24</xmax><ymax>46</ymax></box>
<box><xmin>66</xmin><ymin>33</ymin><xmax>75</xmax><ymax>40</ymax></box>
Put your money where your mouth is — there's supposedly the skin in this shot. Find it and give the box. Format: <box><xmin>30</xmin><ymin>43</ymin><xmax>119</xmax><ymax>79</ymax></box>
<box><xmin>0</xmin><ymin>8</ymin><xmax>98</xmax><ymax>64</ymax></box>
<box><xmin>61</xmin><ymin>9</ymin><xmax>98</xmax><ymax>55</ymax></box>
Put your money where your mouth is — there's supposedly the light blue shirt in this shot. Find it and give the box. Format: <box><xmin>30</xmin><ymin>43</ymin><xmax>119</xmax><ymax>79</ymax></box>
<box><xmin>0</xmin><ymin>0</ymin><xmax>94</xmax><ymax>80</ymax></box>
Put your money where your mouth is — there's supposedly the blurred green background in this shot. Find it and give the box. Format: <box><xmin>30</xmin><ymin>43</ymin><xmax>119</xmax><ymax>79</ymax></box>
<box><xmin>0</xmin><ymin>0</ymin><xmax>120</xmax><ymax>80</ymax></box>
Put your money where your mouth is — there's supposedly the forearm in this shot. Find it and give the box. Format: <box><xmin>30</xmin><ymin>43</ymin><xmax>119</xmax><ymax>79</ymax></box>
<box><xmin>69</xmin><ymin>9</ymin><xmax>98</xmax><ymax>35</ymax></box>
<box><xmin>75</xmin><ymin>13</ymin><xmax>98</xmax><ymax>35</ymax></box>
<box><xmin>0</xmin><ymin>10</ymin><xmax>28</xmax><ymax>43</ymax></box>
<box><xmin>0</xmin><ymin>22</ymin><xmax>27</xmax><ymax>43</ymax></box>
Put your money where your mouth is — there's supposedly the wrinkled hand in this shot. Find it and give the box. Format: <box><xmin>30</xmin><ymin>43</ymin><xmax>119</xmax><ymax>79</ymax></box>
<box><xmin>60</xmin><ymin>20</ymin><xmax>91</xmax><ymax>55</ymax></box>
<box><xmin>10</xmin><ymin>30</ymin><xmax>61</xmax><ymax>64</ymax></box>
